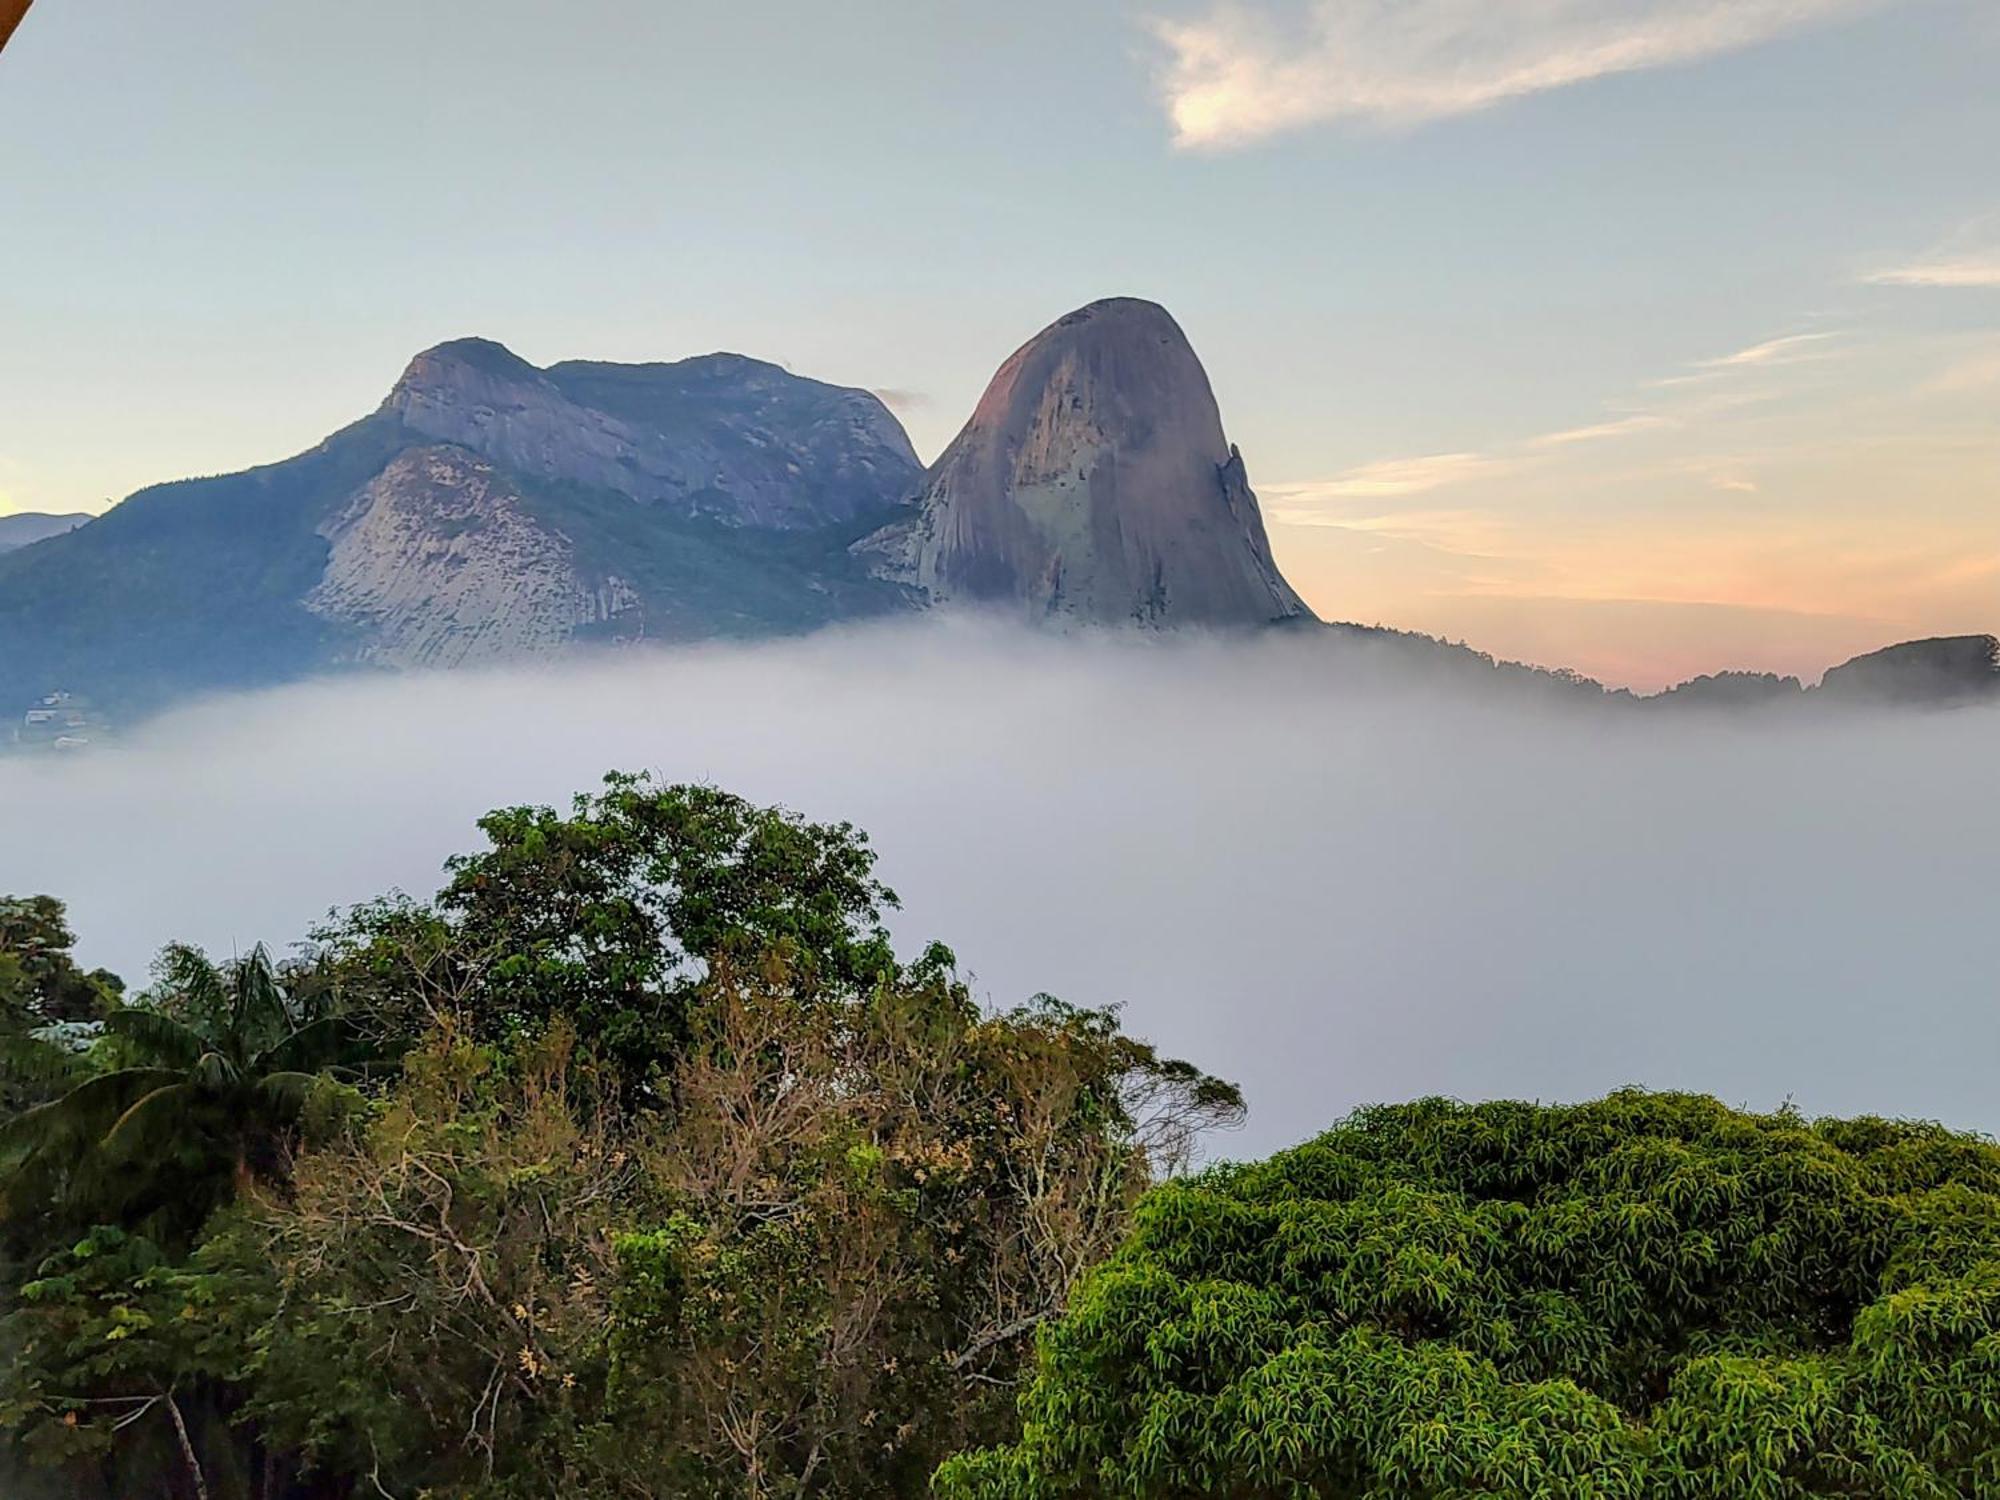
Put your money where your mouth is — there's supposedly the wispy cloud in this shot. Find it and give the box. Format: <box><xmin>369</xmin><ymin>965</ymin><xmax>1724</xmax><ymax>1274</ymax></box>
<box><xmin>1530</xmin><ymin>414</ymin><xmax>1673</xmax><ymax>447</ymax></box>
<box><xmin>1920</xmin><ymin>347</ymin><xmax>2000</xmax><ymax>396</ymax></box>
<box><xmin>1865</xmin><ymin>216</ymin><xmax>2000</xmax><ymax>290</ymax></box>
<box><xmin>1149</xmin><ymin>0</ymin><xmax>1880</xmax><ymax>147</ymax></box>
<box><xmin>1267</xmin><ymin>452</ymin><xmax>1516</xmax><ymax>502</ymax></box>
<box><xmin>1694</xmin><ymin>332</ymin><xmax>1840</xmax><ymax>369</ymax></box>
<box><xmin>1865</xmin><ymin>259</ymin><xmax>2000</xmax><ymax>289</ymax></box>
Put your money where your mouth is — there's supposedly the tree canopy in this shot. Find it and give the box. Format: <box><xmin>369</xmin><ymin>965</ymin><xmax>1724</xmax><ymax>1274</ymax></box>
<box><xmin>313</xmin><ymin>773</ymin><xmax>901</xmax><ymax>1091</ymax></box>
<box><xmin>940</xmin><ymin>1090</ymin><xmax>2000</xmax><ymax>1499</ymax></box>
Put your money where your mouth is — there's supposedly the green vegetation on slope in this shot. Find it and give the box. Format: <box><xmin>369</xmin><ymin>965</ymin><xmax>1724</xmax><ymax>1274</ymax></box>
<box><xmin>0</xmin><ymin>414</ymin><xmax>406</xmax><ymax>714</ymax></box>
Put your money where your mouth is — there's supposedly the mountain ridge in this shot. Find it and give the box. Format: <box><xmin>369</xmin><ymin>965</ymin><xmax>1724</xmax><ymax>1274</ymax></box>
<box><xmin>0</xmin><ymin>300</ymin><xmax>1991</xmax><ymax>724</ymax></box>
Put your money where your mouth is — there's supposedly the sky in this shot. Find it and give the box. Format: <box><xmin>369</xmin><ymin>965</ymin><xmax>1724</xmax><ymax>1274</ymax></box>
<box><xmin>1</xmin><ymin>0</ymin><xmax>1995</xmax><ymax>690</ymax></box>
<box><xmin>4</xmin><ymin>625</ymin><xmax>1996</xmax><ymax>1154</ymax></box>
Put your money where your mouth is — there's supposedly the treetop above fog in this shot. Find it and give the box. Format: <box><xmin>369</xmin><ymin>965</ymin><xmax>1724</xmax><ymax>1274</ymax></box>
<box><xmin>315</xmin><ymin>772</ymin><xmax>904</xmax><ymax>1087</ymax></box>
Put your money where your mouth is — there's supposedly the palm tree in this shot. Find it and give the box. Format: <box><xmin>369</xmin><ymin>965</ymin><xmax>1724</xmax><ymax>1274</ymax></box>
<box><xmin>0</xmin><ymin>943</ymin><xmax>384</xmax><ymax>1245</ymax></box>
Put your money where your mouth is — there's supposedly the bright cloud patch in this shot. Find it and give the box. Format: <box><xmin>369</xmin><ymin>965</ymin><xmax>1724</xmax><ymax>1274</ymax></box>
<box><xmin>1152</xmin><ymin>0</ymin><xmax>1880</xmax><ymax>146</ymax></box>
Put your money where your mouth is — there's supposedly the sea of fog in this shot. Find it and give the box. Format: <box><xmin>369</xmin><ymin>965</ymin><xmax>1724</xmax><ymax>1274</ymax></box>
<box><xmin>2</xmin><ymin>620</ymin><xmax>1995</xmax><ymax>1158</ymax></box>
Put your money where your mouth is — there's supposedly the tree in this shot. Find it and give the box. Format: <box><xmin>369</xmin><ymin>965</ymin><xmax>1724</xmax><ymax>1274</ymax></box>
<box><xmin>162</xmin><ymin>950</ymin><xmax>1238</xmax><ymax>1499</ymax></box>
<box><xmin>596</xmin><ymin>955</ymin><xmax>1240</xmax><ymax>1500</ymax></box>
<box><xmin>940</xmin><ymin>1090</ymin><xmax>2000</xmax><ymax>1500</ymax></box>
<box><xmin>314</xmin><ymin>773</ymin><xmax>899</xmax><ymax>1091</ymax></box>
<box><xmin>0</xmin><ymin>895</ymin><xmax>122</xmax><ymax>1027</ymax></box>
<box><xmin>0</xmin><ymin>944</ymin><xmax>372</xmax><ymax>1247</ymax></box>
<box><xmin>0</xmin><ymin>896</ymin><xmax>126</xmax><ymax>1127</ymax></box>
<box><xmin>0</xmin><ymin>1227</ymin><xmax>270</xmax><ymax>1500</ymax></box>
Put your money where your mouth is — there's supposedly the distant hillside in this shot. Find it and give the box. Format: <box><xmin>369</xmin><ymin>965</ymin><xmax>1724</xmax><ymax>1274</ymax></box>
<box><xmin>1311</xmin><ymin>622</ymin><xmax>2000</xmax><ymax>714</ymax></box>
<box><xmin>0</xmin><ymin>512</ymin><xmax>89</xmax><ymax>555</ymax></box>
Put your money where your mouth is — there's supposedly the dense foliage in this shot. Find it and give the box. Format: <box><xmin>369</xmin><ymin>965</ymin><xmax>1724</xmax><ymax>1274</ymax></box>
<box><xmin>941</xmin><ymin>1091</ymin><xmax>2000</xmax><ymax>1499</ymax></box>
<box><xmin>0</xmin><ymin>774</ymin><xmax>1241</xmax><ymax>1500</ymax></box>
<box><xmin>1</xmin><ymin>944</ymin><xmax>376</xmax><ymax>1249</ymax></box>
<box><xmin>9</xmin><ymin>778</ymin><xmax>2000</xmax><ymax>1498</ymax></box>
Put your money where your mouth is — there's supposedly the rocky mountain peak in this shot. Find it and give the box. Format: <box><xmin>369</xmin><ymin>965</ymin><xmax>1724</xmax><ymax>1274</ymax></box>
<box><xmin>867</xmin><ymin>297</ymin><xmax>1313</xmax><ymax>627</ymax></box>
<box><xmin>381</xmin><ymin>337</ymin><xmax>921</xmax><ymax>531</ymax></box>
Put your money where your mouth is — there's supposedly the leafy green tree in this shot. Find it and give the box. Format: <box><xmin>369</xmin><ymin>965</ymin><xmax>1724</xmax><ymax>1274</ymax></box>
<box><xmin>0</xmin><ymin>1227</ymin><xmax>274</xmax><ymax>1500</ymax></box>
<box><xmin>315</xmin><ymin>773</ymin><xmax>898</xmax><ymax>1090</ymax></box>
<box><xmin>0</xmin><ymin>897</ymin><xmax>126</xmax><ymax>1126</ymax></box>
<box><xmin>0</xmin><ymin>895</ymin><xmax>122</xmax><ymax>1028</ymax></box>
<box><xmin>0</xmin><ymin>944</ymin><xmax>371</xmax><ymax>1247</ymax></box>
<box><xmin>939</xmin><ymin>1090</ymin><xmax>2000</xmax><ymax>1500</ymax></box>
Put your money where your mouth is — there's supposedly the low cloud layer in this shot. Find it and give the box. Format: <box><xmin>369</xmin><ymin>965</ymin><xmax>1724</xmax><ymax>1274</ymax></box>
<box><xmin>1152</xmin><ymin>0</ymin><xmax>1880</xmax><ymax>145</ymax></box>
<box><xmin>3</xmin><ymin>621</ymin><xmax>1996</xmax><ymax>1157</ymax></box>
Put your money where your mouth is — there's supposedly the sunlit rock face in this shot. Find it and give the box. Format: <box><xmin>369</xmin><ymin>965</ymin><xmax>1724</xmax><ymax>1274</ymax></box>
<box><xmin>867</xmin><ymin>298</ymin><xmax>1313</xmax><ymax>627</ymax></box>
<box><xmin>387</xmin><ymin>337</ymin><xmax>921</xmax><ymax>530</ymax></box>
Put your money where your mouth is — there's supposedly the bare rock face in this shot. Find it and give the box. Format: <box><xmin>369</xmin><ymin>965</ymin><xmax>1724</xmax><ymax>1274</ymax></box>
<box><xmin>868</xmin><ymin>298</ymin><xmax>1312</xmax><ymax>626</ymax></box>
<box><xmin>306</xmin><ymin>447</ymin><xmax>635</xmax><ymax>669</ymax></box>
<box><xmin>386</xmin><ymin>338</ymin><xmax>921</xmax><ymax>530</ymax></box>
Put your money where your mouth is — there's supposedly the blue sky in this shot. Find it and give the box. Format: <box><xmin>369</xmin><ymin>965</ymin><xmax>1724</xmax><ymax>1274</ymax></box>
<box><xmin>1</xmin><ymin>0</ymin><xmax>1995</xmax><ymax>686</ymax></box>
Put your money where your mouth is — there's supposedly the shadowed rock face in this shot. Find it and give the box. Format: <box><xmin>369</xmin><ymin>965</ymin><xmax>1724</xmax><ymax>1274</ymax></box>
<box><xmin>868</xmin><ymin>298</ymin><xmax>1313</xmax><ymax>627</ymax></box>
<box><xmin>387</xmin><ymin>338</ymin><xmax>921</xmax><ymax>530</ymax></box>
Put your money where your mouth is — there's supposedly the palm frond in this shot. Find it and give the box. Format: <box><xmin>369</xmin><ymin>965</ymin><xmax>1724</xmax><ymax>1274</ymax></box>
<box><xmin>256</xmin><ymin>1015</ymin><xmax>393</xmax><ymax>1077</ymax></box>
<box><xmin>152</xmin><ymin>942</ymin><xmax>228</xmax><ymax>1025</ymax></box>
<box><xmin>0</xmin><ymin>1067</ymin><xmax>186</xmax><ymax>1163</ymax></box>
<box><xmin>0</xmin><ymin>1031</ymin><xmax>89</xmax><ymax>1092</ymax></box>
<box><xmin>231</xmin><ymin>944</ymin><xmax>287</xmax><ymax>1052</ymax></box>
<box><xmin>104</xmin><ymin>1008</ymin><xmax>208</xmax><ymax>1069</ymax></box>
<box><xmin>97</xmin><ymin>1081</ymin><xmax>201</xmax><ymax>1165</ymax></box>
<box><xmin>251</xmin><ymin>1071</ymin><xmax>321</xmax><ymax>1121</ymax></box>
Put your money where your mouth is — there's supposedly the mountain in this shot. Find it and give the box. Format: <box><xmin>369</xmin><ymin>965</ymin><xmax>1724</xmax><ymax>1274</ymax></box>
<box><xmin>0</xmin><ymin>512</ymin><xmax>89</xmax><ymax>554</ymax></box>
<box><xmin>0</xmin><ymin>343</ymin><xmax>924</xmax><ymax>711</ymax></box>
<box><xmin>0</xmin><ymin>303</ymin><xmax>1989</xmax><ymax>724</ymax></box>
<box><xmin>863</xmin><ymin>298</ymin><xmax>1312</xmax><ymax>627</ymax></box>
